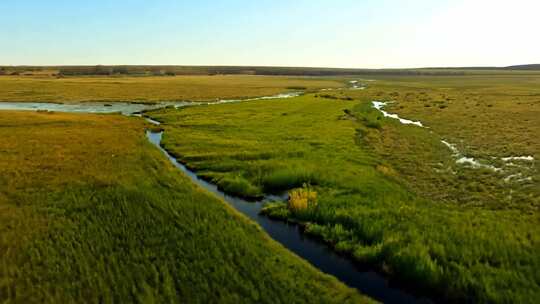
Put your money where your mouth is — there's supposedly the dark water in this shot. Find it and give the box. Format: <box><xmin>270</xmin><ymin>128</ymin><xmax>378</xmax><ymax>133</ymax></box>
<box><xmin>146</xmin><ymin>130</ymin><xmax>432</xmax><ymax>304</ymax></box>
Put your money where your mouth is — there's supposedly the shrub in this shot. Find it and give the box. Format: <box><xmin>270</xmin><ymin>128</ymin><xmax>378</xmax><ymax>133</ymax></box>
<box><xmin>287</xmin><ymin>184</ymin><xmax>317</xmax><ymax>213</ymax></box>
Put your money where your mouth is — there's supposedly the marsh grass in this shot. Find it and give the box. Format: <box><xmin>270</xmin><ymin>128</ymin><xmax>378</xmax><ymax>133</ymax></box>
<box><xmin>215</xmin><ymin>174</ymin><xmax>263</xmax><ymax>199</ymax></box>
<box><xmin>149</xmin><ymin>85</ymin><xmax>540</xmax><ymax>303</ymax></box>
<box><xmin>262</xmin><ymin>167</ymin><xmax>319</xmax><ymax>192</ymax></box>
<box><xmin>346</xmin><ymin>75</ymin><xmax>540</xmax><ymax>210</ymax></box>
<box><xmin>0</xmin><ymin>111</ymin><xmax>367</xmax><ymax>303</ymax></box>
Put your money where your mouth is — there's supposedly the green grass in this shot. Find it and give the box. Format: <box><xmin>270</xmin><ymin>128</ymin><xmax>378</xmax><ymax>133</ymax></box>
<box><xmin>0</xmin><ymin>111</ymin><xmax>369</xmax><ymax>303</ymax></box>
<box><xmin>148</xmin><ymin>81</ymin><xmax>540</xmax><ymax>303</ymax></box>
<box><xmin>215</xmin><ymin>174</ymin><xmax>263</xmax><ymax>199</ymax></box>
<box><xmin>261</xmin><ymin>167</ymin><xmax>318</xmax><ymax>193</ymax></box>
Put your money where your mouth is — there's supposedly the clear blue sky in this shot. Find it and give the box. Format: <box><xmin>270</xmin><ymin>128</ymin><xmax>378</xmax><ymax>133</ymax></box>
<box><xmin>1</xmin><ymin>0</ymin><xmax>538</xmax><ymax>68</ymax></box>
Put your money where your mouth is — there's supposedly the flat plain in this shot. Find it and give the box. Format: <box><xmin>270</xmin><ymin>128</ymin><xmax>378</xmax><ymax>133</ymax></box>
<box><xmin>0</xmin><ymin>75</ymin><xmax>342</xmax><ymax>103</ymax></box>
<box><xmin>1</xmin><ymin>71</ymin><xmax>539</xmax><ymax>303</ymax></box>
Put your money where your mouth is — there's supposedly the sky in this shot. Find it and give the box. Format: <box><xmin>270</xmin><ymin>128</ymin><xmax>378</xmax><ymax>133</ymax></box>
<box><xmin>1</xmin><ymin>0</ymin><xmax>539</xmax><ymax>68</ymax></box>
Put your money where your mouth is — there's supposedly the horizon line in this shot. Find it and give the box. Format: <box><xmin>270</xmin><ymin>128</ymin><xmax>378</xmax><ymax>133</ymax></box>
<box><xmin>2</xmin><ymin>63</ymin><xmax>539</xmax><ymax>70</ymax></box>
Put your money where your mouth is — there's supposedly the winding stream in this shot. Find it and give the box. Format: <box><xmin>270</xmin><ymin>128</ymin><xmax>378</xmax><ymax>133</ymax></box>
<box><xmin>1</xmin><ymin>92</ymin><xmax>432</xmax><ymax>303</ymax></box>
<box><xmin>146</xmin><ymin>130</ymin><xmax>428</xmax><ymax>304</ymax></box>
<box><xmin>371</xmin><ymin>101</ymin><xmax>535</xmax><ymax>183</ymax></box>
<box><xmin>372</xmin><ymin>101</ymin><xmax>424</xmax><ymax>127</ymax></box>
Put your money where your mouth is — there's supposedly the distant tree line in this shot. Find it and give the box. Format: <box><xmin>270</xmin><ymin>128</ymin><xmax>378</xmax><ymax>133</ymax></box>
<box><xmin>56</xmin><ymin>65</ymin><xmax>181</xmax><ymax>76</ymax></box>
<box><xmin>55</xmin><ymin>65</ymin><xmax>471</xmax><ymax>76</ymax></box>
<box><xmin>1</xmin><ymin>64</ymin><xmax>538</xmax><ymax>77</ymax></box>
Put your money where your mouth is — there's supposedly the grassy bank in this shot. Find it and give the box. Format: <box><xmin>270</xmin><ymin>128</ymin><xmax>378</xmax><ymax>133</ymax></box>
<box><xmin>0</xmin><ymin>111</ymin><xmax>369</xmax><ymax>303</ymax></box>
<box><xmin>148</xmin><ymin>87</ymin><xmax>540</xmax><ymax>303</ymax></box>
<box><xmin>0</xmin><ymin>75</ymin><xmax>342</xmax><ymax>103</ymax></box>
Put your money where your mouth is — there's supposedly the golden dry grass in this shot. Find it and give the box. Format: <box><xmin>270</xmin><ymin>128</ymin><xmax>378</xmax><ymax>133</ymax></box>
<box><xmin>288</xmin><ymin>186</ymin><xmax>318</xmax><ymax>213</ymax></box>
<box><xmin>0</xmin><ymin>75</ymin><xmax>343</xmax><ymax>103</ymax></box>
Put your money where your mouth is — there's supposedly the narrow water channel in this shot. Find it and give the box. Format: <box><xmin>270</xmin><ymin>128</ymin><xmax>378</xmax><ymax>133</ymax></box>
<box><xmin>146</xmin><ymin>130</ymin><xmax>431</xmax><ymax>304</ymax></box>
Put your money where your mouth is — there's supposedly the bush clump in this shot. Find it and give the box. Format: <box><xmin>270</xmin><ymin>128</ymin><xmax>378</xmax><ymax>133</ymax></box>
<box><xmin>287</xmin><ymin>184</ymin><xmax>317</xmax><ymax>213</ymax></box>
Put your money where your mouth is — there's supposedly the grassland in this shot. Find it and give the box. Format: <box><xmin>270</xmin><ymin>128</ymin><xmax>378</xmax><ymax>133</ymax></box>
<box><xmin>0</xmin><ymin>111</ymin><xmax>369</xmax><ymax>303</ymax></box>
<box><xmin>345</xmin><ymin>75</ymin><xmax>540</xmax><ymax>210</ymax></box>
<box><xmin>0</xmin><ymin>75</ymin><xmax>342</xmax><ymax>103</ymax></box>
<box><xmin>148</xmin><ymin>74</ymin><xmax>540</xmax><ymax>303</ymax></box>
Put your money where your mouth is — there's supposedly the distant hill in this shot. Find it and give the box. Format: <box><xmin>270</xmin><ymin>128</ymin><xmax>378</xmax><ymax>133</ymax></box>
<box><xmin>420</xmin><ymin>64</ymin><xmax>540</xmax><ymax>71</ymax></box>
<box><xmin>504</xmin><ymin>64</ymin><xmax>540</xmax><ymax>70</ymax></box>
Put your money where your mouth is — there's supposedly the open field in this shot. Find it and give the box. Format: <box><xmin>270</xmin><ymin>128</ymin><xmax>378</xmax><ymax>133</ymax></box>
<box><xmin>345</xmin><ymin>75</ymin><xmax>540</xmax><ymax>209</ymax></box>
<box><xmin>148</xmin><ymin>73</ymin><xmax>540</xmax><ymax>303</ymax></box>
<box><xmin>0</xmin><ymin>75</ymin><xmax>342</xmax><ymax>103</ymax></box>
<box><xmin>0</xmin><ymin>111</ymin><xmax>368</xmax><ymax>303</ymax></box>
<box><xmin>1</xmin><ymin>72</ymin><xmax>538</xmax><ymax>302</ymax></box>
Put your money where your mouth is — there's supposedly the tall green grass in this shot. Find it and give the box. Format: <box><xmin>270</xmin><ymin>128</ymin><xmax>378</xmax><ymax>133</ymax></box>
<box><xmin>262</xmin><ymin>167</ymin><xmax>318</xmax><ymax>192</ymax></box>
<box><xmin>216</xmin><ymin>174</ymin><xmax>263</xmax><ymax>198</ymax></box>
